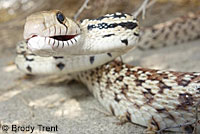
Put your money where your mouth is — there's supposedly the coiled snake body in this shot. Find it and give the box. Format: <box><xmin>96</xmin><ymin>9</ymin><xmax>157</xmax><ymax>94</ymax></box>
<box><xmin>15</xmin><ymin>10</ymin><xmax>200</xmax><ymax>133</ymax></box>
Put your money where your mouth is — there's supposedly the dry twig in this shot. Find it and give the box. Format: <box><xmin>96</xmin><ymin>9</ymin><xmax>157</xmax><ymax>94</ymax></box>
<box><xmin>194</xmin><ymin>100</ymin><xmax>200</xmax><ymax>134</ymax></box>
<box><xmin>133</xmin><ymin>0</ymin><xmax>157</xmax><ymax>19</ymax></box>
<box><xmin>74</xmin><ymin>0</ymin><xmax>90</xmax><ymax>20</ymax></box>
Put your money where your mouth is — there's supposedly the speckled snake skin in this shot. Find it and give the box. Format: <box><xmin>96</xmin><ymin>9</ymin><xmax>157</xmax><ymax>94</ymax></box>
<box><xmin>15</xmin><ymin>10</ymin><xmax>200</xmax><ymax>133</ymax></box>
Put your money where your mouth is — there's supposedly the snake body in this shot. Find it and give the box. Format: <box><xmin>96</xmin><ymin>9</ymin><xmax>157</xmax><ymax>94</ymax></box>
<box><xmin>138</xmin><ymin>11</ymin><xmax>200</xmax><ymax>50</ymax></box>
<box><xmin>15</xmin><ymin>10</ymin><xmax>200</xmax><ymax>133</ymax></box>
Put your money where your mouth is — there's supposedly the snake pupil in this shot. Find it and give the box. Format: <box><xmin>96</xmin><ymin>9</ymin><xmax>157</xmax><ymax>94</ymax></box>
<box><xmin>56</xmin><ymin>12</ymin><xmax>65</xmax><ymax>23</ymax></box>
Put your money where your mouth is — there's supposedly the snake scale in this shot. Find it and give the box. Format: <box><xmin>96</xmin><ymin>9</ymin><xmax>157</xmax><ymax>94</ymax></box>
<box><xmin>15</xmin><ymin>10</ymin><xmax>200</xmax><ymax>133</ymax></box>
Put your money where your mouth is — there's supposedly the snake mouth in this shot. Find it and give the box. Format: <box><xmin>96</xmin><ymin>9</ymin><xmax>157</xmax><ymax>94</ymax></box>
<box><xmin>26</xmin><ymin>29</ymin><xmax>81</xmax><ymax>57</ymax></box>
<box><xmin>27</xmin><ymin>34</ymin><xmax>81</xmax><ymax>55</ymax></box>
<box><xmin>27</xmin><ymin>34</ymin><xmax>78</xmax><ymax>42</ymax></box>
<box><xmin>50</xmin><ymin>35</ymin><xmax>77</xmax><ymax>41</ymax></box>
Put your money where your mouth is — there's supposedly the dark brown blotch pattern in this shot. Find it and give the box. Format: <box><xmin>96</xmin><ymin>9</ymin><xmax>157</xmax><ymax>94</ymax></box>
<box><xmin>177</xmin><ymin>93</ymin><xmax>194</xmax><ymax>110</ymax></box>
<box><xmin>114</xmin><ymin>92</ymin><xmax>120</xmax><ymax>102</ymax></box>
<box><xmin>156</xmin><ymin>108</ymin><xmax>175</xmax><ymax>121</ymax></box>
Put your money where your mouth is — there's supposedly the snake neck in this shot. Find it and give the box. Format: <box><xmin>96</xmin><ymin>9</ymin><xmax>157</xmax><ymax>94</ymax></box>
<box><xmin>78</xmin><ymin>12</ymin><xmax>140</xmax><ymax>54</ymax></box>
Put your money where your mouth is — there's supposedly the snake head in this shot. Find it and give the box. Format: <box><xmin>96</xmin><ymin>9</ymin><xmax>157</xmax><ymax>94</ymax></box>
<box><xmin>24</xmin><ymin>10</ymin><xmax>81</xmax><ymax>56</ymax></box>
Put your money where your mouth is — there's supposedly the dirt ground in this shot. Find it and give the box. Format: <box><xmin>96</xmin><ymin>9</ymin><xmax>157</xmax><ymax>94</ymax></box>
<box><xmin>0</xmin><ymin>0</ymin><xmax>200</xmax><ymax>133</ymax></box>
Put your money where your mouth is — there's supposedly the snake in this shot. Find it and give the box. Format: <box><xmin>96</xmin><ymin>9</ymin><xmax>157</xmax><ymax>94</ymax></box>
<box><xmin>15</xmin><ymin>10</ymin><xmax>200</xmax><ymax>133</ymax></box>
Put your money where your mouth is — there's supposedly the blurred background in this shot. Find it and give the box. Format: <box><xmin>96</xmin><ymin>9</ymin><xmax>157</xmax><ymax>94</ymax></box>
<box><xmin>0</xmin><ymin>0</ymin><xmax>200</xmax><ymax>56</ymax></box>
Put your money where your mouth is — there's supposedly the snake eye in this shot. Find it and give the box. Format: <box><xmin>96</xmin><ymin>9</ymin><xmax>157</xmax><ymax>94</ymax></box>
<box><xmin>56</xmin><ymin>12</ymin><xmax>65</xmax><ymax>24</ymax></box>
